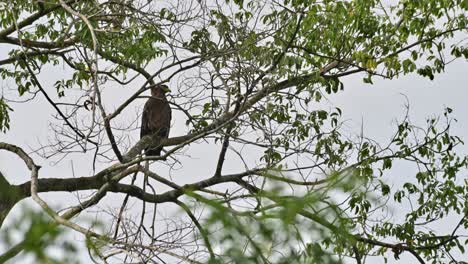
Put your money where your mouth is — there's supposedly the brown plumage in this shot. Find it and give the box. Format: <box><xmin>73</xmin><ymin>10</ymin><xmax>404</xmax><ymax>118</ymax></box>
<box><xmin>140</xmin><ymin>84</ymin><xmax>171</xmax><ymax>156</ymax></box>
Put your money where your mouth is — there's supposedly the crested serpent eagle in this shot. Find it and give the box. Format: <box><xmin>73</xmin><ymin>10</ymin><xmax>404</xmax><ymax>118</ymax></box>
<box><xmin>140</xmin><ymin>84</ymin><xmax>171</xmax><ymax>156</ymax></box>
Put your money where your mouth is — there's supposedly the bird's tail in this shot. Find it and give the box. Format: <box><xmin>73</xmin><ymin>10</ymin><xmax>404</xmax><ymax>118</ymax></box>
<box><xmin>145</xmin><ymin>147</ymin><xmax>162</xmax><ymax>156</ymax></box>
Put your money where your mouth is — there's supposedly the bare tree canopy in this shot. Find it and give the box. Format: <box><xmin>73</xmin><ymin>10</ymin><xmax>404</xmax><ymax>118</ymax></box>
<box><xmin>0</xmin><ymin>0</ymin><xmax>467</xmax><ymax>263</ymax></box>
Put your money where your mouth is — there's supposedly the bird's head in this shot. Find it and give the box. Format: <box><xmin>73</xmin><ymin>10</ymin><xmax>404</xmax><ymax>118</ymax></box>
<box><xmin>150</xmin><ymin>84</ymin><xmax>170</xmax><ymax>97</ymax></box>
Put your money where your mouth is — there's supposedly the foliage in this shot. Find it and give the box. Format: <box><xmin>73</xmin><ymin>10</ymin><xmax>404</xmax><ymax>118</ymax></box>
<box><xmin>0</xmin><ymin>207</ymin><xmax>78</xmax><ymax>264</ymax></box>
<box><xmin>0</xmin><ymin>98</ymin><xmax>12</xmax><ymax>132</ymax></box>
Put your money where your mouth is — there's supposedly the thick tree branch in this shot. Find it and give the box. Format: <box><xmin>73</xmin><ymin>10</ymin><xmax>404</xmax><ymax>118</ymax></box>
<box><xmin>0</xmin><ymin>171</ymin><xmax>22</xmax><ymax>228</ymax></box>
<box><xmin>0</xmin><ymin>240</ymin><xmax>26</xmax><ymax>263</ymax></box>
<box><xmin>0</xmin><ymin>36</ymin><xmax>77</xmax><ymax>49</ymax></box>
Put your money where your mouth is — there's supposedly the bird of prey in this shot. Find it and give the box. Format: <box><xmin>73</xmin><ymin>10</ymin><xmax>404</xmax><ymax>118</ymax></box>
<box><xmin>140</xmin><ymin>84</ymin><xmax>171</xmax><ymax>156</ymax></box>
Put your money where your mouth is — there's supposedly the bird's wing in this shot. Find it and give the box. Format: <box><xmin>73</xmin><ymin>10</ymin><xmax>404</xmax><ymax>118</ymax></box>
<box><xmin>140</xmin><ymin>103</ymin><xmax>150</xmax><ymax>138</ymax></box>
<box><xmin>163</xmin><ymin>102</ymin><xmax>171</xmax><ymax>138</ymax></box>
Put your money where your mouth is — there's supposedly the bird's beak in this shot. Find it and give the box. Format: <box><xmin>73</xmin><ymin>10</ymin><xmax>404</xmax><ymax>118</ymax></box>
<box><xmin>161</xmin><ymin>85</ymin><xmax>170</xmax><ymax>94</ymax></box>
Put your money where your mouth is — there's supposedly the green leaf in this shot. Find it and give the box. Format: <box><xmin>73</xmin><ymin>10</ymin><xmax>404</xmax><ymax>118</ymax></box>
<box><xmin>0</xmin><ymin>98</ymin><xmax>13</xmax><ymax>132</ymax></box>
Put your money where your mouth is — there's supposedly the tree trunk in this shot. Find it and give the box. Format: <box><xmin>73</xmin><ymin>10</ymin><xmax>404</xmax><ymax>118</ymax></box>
<box><xmin>0</xmin><ymin>171</ymin><xmax>21</xmax><ymax>228</ymax></box>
